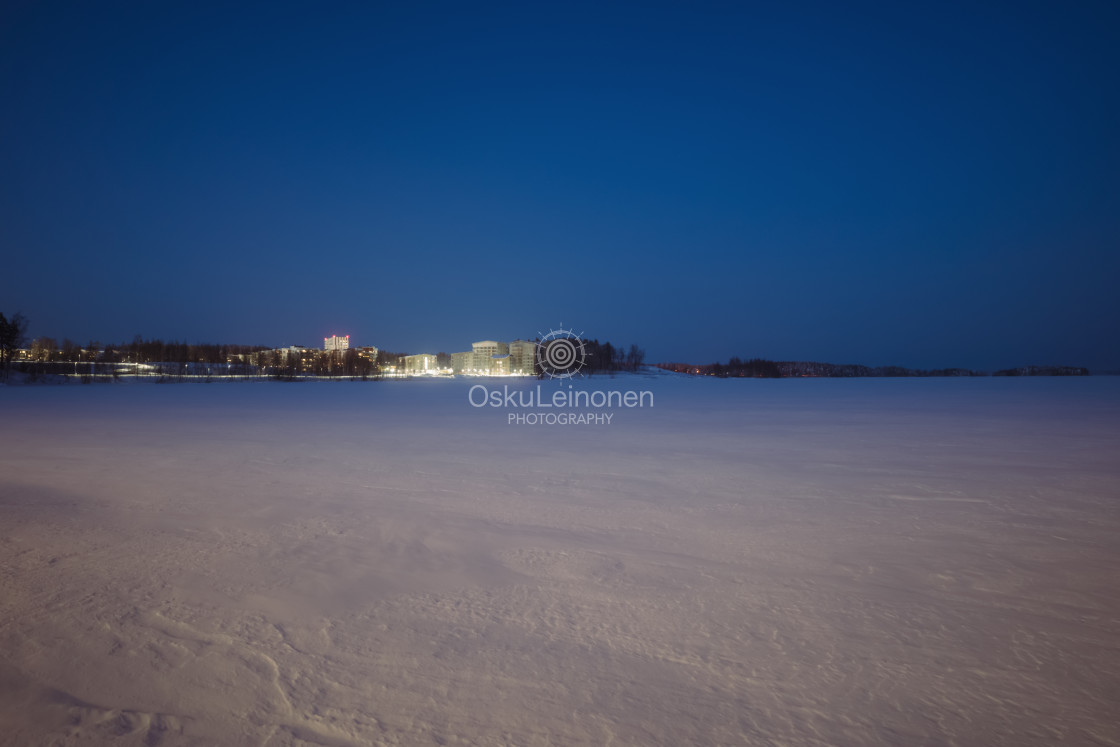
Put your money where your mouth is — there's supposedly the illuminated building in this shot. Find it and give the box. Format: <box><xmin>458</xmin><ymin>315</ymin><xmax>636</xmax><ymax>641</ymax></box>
<box><xmin>324</xmin><ymin>334</ymin><xmax>349</xmax><ymax>352</ymax></box>
<box><xmin>508</xmin><ymin>340</ymin><xmax>536</xmax><ymax>375</ymax></box>
<box><xmin>403</xmin><ymin>353</ymin><xmax>438</xmax><ymax>374</ymax></box>
<box><xmin>451</xmin><ymin>351</ymin><xmax>473</xmax><ymax>374</ymax></box>
<box><xmin>471</xmin><ymin>340</ymin><xmax>508</xmax><ymax>358</ymax></box>
<box><xmin>449</xmin><ymin>340</ymin><xmax>534</xmax><ymax>375</ymax></box>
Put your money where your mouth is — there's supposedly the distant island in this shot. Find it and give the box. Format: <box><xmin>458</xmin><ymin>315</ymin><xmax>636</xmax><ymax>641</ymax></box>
<box><xmin>657</xmin><ymin>359</ymin><xmax>1090</xmax><ymax>378</ymax></box>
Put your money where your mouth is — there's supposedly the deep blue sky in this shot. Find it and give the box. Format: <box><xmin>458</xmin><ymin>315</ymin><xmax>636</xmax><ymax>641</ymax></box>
<box><xmin>2</xmin><ymin>1</ymin><xmax>1117</xmax><ymax>369</ymax></box>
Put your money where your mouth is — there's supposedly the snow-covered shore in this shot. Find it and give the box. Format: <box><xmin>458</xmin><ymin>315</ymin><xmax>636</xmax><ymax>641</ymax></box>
<box><xmin>1</xmin><ymin>377</ymin><xmax>1118</xmax><ymax>745</ymax></box>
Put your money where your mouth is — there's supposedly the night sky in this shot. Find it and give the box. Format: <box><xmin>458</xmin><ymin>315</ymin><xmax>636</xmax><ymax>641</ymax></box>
<box><xmin>2</xmin><ymin>2</ymin><xmax>1117</xmax><ymax>370</ymax></box>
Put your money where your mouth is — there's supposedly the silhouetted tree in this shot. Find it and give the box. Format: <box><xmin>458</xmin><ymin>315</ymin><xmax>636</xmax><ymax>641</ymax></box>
<box><xmin>625</xmin><ymin>344</ymin><xmax>645</xmax><ymax>371</ymax></box>
<box><xmin>0</xmin><ymin>312</ymin><xmax>29</xmax><ymax>379</ymax></box>
<box><xmin>61</xmin><ymin>338</ymin><xmax>81</xmax><ymax>361</ymax></box>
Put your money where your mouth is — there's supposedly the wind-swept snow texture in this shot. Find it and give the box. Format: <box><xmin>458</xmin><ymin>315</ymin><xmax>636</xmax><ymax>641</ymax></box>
<box><xmin>2</xmin><ymin>376</ymin><xmax>1118</xmax><ymax>745</ymax></box>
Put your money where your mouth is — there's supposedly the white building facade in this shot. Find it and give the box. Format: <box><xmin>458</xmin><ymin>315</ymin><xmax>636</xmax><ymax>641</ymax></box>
<box><xmin>450</xmin><ymin>339</ymin><xmax>534</xmax><ymax>375</ymax></box>
<box><xmin>403</xmin><ymin>353</ymin><xmax>438</xmax><ymax>375</ymax></box>
<box><xmin>324</xmin><ymin>335</ymin><xmax>350</xmax><ymax>352</ymax></box>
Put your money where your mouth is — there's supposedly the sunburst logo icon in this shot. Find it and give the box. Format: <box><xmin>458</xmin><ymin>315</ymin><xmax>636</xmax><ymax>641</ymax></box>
<box><xmin>537</xmin><ymin>326</ymin><xmax>587</xmax><ymax>379</ymax></box>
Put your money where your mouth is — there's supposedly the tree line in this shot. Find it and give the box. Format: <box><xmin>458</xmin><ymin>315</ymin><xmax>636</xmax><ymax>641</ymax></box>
<box><xmin>2</xmin><ymin>312</ymin><xmax>658</xmax><ymax>382</ymax></box>
<box><xmin>578</xmin><ymin>339</ymin><xmax>645</xmax><ymax>374</ymax></box>
<box><xmin>657</xmin><ymin>358</ymin><xmax>782</xmax><ymax>377</ymax></box>
<box><xmin>659</xmin><ymin>358</ymin><xmax>1088</xmax><ymax>377</ymax></box>
<box><xmin>0</xmin><ymin>315</ymin><xmax>396</xmax><ymax>382</ymax></box>
<box><xmin>26</xmin><ymin>336</ymin><xmax>271</xmax><ymax>365</ymax></box>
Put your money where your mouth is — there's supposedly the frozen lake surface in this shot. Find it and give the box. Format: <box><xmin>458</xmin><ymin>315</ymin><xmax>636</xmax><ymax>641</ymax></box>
<box><xmin>1</xmin><ymin>375</ymin><xmax>1119</xmax><ymax>745</ymax></box>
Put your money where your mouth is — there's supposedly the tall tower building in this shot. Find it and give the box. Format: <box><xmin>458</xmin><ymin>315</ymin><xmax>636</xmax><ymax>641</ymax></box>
<box><xmin>324</xmin><ymin>334</ymin><xmax>350</xmax><ymax>352</ymax></box>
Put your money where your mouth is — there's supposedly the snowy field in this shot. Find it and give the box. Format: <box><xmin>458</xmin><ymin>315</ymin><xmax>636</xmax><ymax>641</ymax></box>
<box><xmin>1</xmin><ymin>375</ymin><xmax>1118</xmax><ymax>746</ymax></box>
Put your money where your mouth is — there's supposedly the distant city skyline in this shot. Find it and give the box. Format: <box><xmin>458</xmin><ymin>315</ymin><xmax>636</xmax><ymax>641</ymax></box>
<box><xmin>2</xmin><ymin>2</ymin><xmax>1117</xmax><ymax>371</ymax></box>
<box><xmin>6</xmin><ymin>322</ymin><xmax>1111</xmax><ymax>374</ymax></box>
